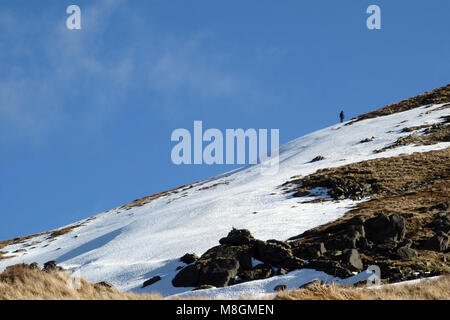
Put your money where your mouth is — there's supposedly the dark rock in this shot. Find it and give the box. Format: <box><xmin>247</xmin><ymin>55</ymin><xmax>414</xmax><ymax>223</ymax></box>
<box><xmin>29</xmin><ymin>262</ymin><xmax>39</xmax><ymax>270</ymax></box>
<box><xmin>274</xmin><ymin>284</ymin><xmax>287</xmax><ymax>292</ymax></box>
<box><xmin>358</xmin><ymin>237</ymin><xmax>371</xmax><ymax>250</ymax></box>
<box><xmin>43</xmin><ymin>261</ymin><xmax>63</xmax><ymax>273</ymax></box>
<box><xmin>219</xmin><ymin>228</ymin><xmax>254</xmax><ymax>246</ymax></box>
<box><xmin>377</xmin><ymin>239</ymin><xmax>398</xmax><ymax>251</ymax></box>
<box><xmin>299</xmin><ymin>279</ymin><xmax>325</xmax><ymax>290</ymax></box>
<box><xmin>364</xmin><ymin>213</ymin><xmax>406</xmax><ymax>244</ymax></box>
<box><xmin>424</xmin><ymin>232</ymin><xmax>449</xmax><ymax>252</ymax></box>
<box><xmin>239</xmin><ymin>264</ymin><xmax>274</xmax><ymax>281</ymax></box>
<box><xmin>305</xmin><ymin>260</ymin><xmax>353</xmax><ymax>278</ymax></box>
<box><xmin>255</xmin><ymin>241</ymin><xmax>293</xmax><ymax>265</ymax></box>
<box><xmin>347</xmin><ymin>215</ymin><xmax>366</xmax><ymax>226</ymax></box>
<box><xmin>306</xmin><ymin>242</ymin><xmax>327</xmax><ymax>258</ymax></box>
<box><xmin>176</xmin><ymin>266</ymin><xmax>183</xmax><ymax>270</ymax></box>
<box><xmin>311</xmin><ymin>155</ymin><xmax>325</xmax><ymax>162</ymax></box>
<box><xmin>180</xmin><ymin>253</ymin><xmax>199</xmax><ymax>264</ymax></box>
<box><xmin>143</xmin><ymin>276</ymin><xmax>162</xmax><ymax>288</ymax></box>
<box><xmin>396</xmin><ymin>246</ymin><xmax>417</xmax><ymax>260</ymax></box>
<box><xmin>172</xmin><ymin>264</ymin><xmax>201</xmax><ymax>287</ymax></box>
<box><xmin>279</xmin><ymin>257</ymin><xmax>306</xmax><ymax>270</ymax></box>
<box><xmin>292</xmin><ymin>191</ymin><xmax>310</xmax><ymax>197</ymax></box>
<box><xmin>341</xmin><ymin>249</ymin><xmax>363</xmax><ymax>271</ymax></box>
<box><xmin>429</xmin><ymin>212</ymin><xmax>450</xmax><ymax>233</ymax></box>
<box><xmin>196</xmin><ymin>258</ymin><xmax>240</xmax><ymax>287</ymax></box>
<box><xmin>266</xmin><ymin>239</ymin><xmax>291</xmax><ymax>250</ymax></box>
<box><xmin>202</xmin><ymin>244</ymin><xmax>254</xmax><ymax>271</ymax></box>
<box><xmin>95</xmin><ymin>281</ymin><xmax>115</xmax><ymax>289</ymax></box>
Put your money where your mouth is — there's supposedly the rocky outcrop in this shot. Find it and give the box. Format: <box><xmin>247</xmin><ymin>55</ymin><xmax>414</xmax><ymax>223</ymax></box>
<box><xmin>172</xmin><ymin>229</ymin><xmax>305</xmax><ymax>288</ymax></box>
<box><xmin>180</xmin><ymin>253</ymin><xmax>199</xmax><ymax>264</ymax></box>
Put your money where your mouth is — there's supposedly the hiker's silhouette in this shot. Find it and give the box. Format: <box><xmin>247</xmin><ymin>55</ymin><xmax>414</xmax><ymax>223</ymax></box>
<box><xmin>339</xmin><ymin>110</ymin><xmax>345</xmax><ymax>123</ymax></box>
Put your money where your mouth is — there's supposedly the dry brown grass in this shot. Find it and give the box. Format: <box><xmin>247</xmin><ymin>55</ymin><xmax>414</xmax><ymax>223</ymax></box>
<box><xmin>347</xmin><ymin>84</ymin><xmax>450</xmax><ymax>125</ymax></box>
<box><xmin>285</xmin><ymin>148</ymin><xmax>450</xmax><ymax>275</ymax></box>
<box><xmin>0</xmin><ymin>264</ymin><xmax>163</xmax><ymax>300</ymax></box>
<box><xmin>274</xmin><ymin>275</ymin><xmax>450</xmax><ymax>300</ymax></box>
<box><xmin>2</xmin><ymin>263</ymin><xmax>449</xmax><ymax>300</ymax></box>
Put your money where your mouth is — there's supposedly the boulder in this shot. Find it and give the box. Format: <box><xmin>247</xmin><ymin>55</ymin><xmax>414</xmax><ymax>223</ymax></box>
<box><xmin>180</xmin><ymin>253</ymin><xmax>198</xmax><ymax>264</ymax></box>
<box><xmin>172</xmin><ymin>264</ymin><xmax>201</xmax><ymax>287</ymax></box>
<box><xmin>424</xmin><ymin>232</ymin><xmax>449</xmax><ymax>252</ymax></box>
<box><xmin>219</xmin><ymin>228</ymin><xmax>254</xmax><ymax>246</ymax></box>
<box><xmin>143</xmin><ymin>276</ymin><xmax>162</xmax><ymax>288</ymax></box>
<box><xmin>305</xmin><ymin>260</ymin><xmax>353</xmax><ymax>278</ymax></box>
<box><xmin>239</xmin><ymin>264</ymin><xmax>274</xmax><ymax>281</ymax></box>
<box><xmin>341</xmin><ymin>249</ymin><xmax>363</xmax><ymax>271</ymax></box>
<box><xmin>364</xmin><ymin>213</ymin><xmax>406</xmax><ymax>244</ymax></box>
<box><xmin>255</xmin><ymin>241</ymin><xmax>293</xmax><ymax>265</ymax></box>
<box><xmin>94</xmin><ymin>281</ymin><xmax>115</xmax><ymax>289</ymax></box>
<box><xmin>306</xmin><ymin>242</ymin><xmax>326</xmax><ymax>258</ymax></box>
<box><xmin>311</xmin><ymin>155</ymin><xmax>325</xmax><ymax>162</ymax></box>
<box><xmin>396</xmin><ymin>246</ymin><xmax>417</xmax><ymax>260</ymax></box>
<box><xmin>43</xmin><ymin>261</ymin><xmax>63</xmax><ymax>273</ymax></box>
<box><xmin>196</xmin><ymin>258</ymin><xmax>240</xmax><ymax>287</ymax></box>
<box><xmin>279</xmin><ymin>257</ymin><xmax>306</xmax><ymax>271</ymax></box>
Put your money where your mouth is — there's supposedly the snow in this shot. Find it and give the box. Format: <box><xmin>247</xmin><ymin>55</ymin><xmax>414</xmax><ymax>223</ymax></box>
<box><xmin>1</xmin><ymin>103</ymin><xmax>449</xmax><ymax>298</ymax></box>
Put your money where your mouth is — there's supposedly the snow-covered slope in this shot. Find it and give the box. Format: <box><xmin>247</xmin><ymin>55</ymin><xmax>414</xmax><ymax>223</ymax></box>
<box><xmin>1</xmin><ymin>103</ymin><xmax>449</xmax><ymax>298</ymax></box>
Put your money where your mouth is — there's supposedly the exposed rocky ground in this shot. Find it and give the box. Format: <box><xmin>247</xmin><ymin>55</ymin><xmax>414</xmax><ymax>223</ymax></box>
<box><xmin>168</xmin><ymin>148</ymin><xmax>450</xmax><ymax>290</ymax></box>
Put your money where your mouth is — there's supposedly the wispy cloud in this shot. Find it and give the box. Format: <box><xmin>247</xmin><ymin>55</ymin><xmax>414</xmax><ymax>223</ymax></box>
<box><xmin>0</xmin><ymin>0</ymin><xmax>271</xmax><ymax>143</ymax></box>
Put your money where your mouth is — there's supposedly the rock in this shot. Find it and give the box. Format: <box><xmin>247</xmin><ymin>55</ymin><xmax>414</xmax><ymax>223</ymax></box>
<box><xmin>277</xmin><ymin>268</ymin><xmax>288</xmax><ymax>275</ymax></box>
<box><xmin>176</xmin><ymin>266</ymin><xmax>183</xmax><ymax>270</ymax></box>
<box><xmin>196</xmin><ymin>258</ymin><xmax>240</xmax><ymax>287</ymax></box>
<box><xmin>299</xmin><ymin>279</ymin><xmax>325</xmax><ymax>290</ymax></box>
<box><xmin>143</xmin><ymin>276</ymin><xmax>162</xmax><ymax>288</ymax></box>
<box><xmin>305</xmin><ymin>260</ymin><xmax>353</xmax><ymax>278</ymax></box>
<box><xmin>429</xmin><ymin>212</ymin><xmax>450</xmax><ymax>233</ymax></box>
<box><xmin>172</xmin><ymin>264</ymin><xmax>201</xmax><ymax>287</ymax></box>
<box><xmin>279</xmin><ymin>257</ymin><xmax>306</xmax><ymax>271</ymax></box>
<box><xmin>180</xmin><ymin>253</ymin><xmax>199</xmax><ymax>264</ymax></box>
<box><xmin>29</xmin><ymin>262</ymin><xmax>39</xmax><ymax>270</ymax></box>
<box><xmin>255</xmin><ymin>241</ymin><xmax>293</xmax><ymax>265</ymax></box>
<box><xmin>396</xmin><ymin>246</ymin><xmax>417</xmax><ymax>260</ymax></box>
<box><xmin>311</xmin><ymin>155</ymin><xmax>325</xmax><ymax>162</ymax></box>
<box><xmin>266</xmin><ymin>239</ymin><xmax>291</xmax><ymax>250</ymax></box>
<box><xmin>292</xmin><ymin>191</ymin><xmax>310</xmax><ymax>197</ymax></box>
<box><xmin>358</xmin><ymin>237</ymin><xmax>371</xmax><ymax>250</ymax></box>
<box><xmin>424</xmin><ymin>232</ymin><xmax>449</xmax><ymax>252</ymax></box>
<box><xmin>95</xmin><ymin>281</ymin><xmax>115</xmax><ymax>289</ymax></box>
<box><xmin>43</xmin><ymin>261</ymin><xmax>63</xmax><ymax>273</ymax></box>
<box><xmin>365</xmin><ymin>213</ymin><xmax>406</xmax><ymax>244</ymax></box>
<box><xmin>219</xmin><ymin>228</ymin><xmax>254</xmax><ymax>246</ymax></box>
<box><xmin>306</xmin><ymin>242</ymin><xmax>326</xmax><ymax>258</ymax></box>
<box><xmin>239</xmin><ymin>264</ymin><xmax>274</xmax><ymax>281</ymax></box>
<box><xmin>341</xmin><ymin>249</ymin><xmax>363</xmax><ymax>271</ymax></box>
<box><xmin>347</xmin><ymin>215</ymin><xmax>366</xmax><ymax>226</ymax></box>
<box><xmin>274</xmin><ymin>284</ymin><xmax>287</xmax><ymax>292</ymax></box>
<box><xmin>201</xmin><ymin>244</ymin><xmax>254</xmax><ymax>271</ymax></box>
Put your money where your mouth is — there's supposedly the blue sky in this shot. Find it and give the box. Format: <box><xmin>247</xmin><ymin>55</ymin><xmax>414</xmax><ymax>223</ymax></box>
<box><xmin>0</xmin><ymin>0</ymin><xmax>449</xmax><ymax>239</ymax></box>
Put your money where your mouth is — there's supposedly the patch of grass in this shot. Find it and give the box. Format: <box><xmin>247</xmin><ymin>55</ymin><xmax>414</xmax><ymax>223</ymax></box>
<box><xmin>0</xmin><ymin>264</ymin><xmax>162</xmax><ymax>300</ymax></box>
<box><xmin>346</xmin><ymin>84</ymin><xmax>450</xmax><ymax>125</ymax></box>
<box><xmin>274</xmin><ymin>275</ymin><xmax>450</xmax><ymax>300</ymax></box>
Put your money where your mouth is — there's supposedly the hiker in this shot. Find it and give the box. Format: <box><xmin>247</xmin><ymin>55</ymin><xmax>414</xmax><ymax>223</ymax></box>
<box><xmin>339</xmin><ymin>110</ymin><xmax>345</xmax><ymax>123</ymax></box>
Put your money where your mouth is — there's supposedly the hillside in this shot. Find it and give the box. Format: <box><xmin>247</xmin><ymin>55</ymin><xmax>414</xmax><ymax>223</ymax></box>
<box><xmin>1</xmin><ymin>85</ymin><xmax>449</xmax><ymax>299</ymax></box>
